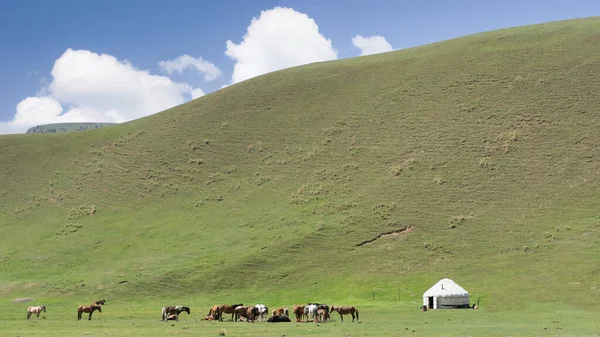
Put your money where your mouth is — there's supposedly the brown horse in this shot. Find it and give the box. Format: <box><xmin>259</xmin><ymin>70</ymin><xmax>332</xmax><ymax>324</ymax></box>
<box><xmin>217</xmin><ymin>303</ymin><xmax>243</xmax><ymax>321</ymax></box>
<box><xmin>293</xmin><ymin>304</ymin><xmax>304</xmax><ymax>322</ymax></box>
<box><xmin>234</xmin><ymin>306</ymin><xmax>249</xmax><ymax>321</ymax></box>
<box><xmin>27</xmin><ymin>305</ymin><xmax>46</xmax><ymax>320</ymax></box>
<box><xmin>77</xmin><ymin>305</ymin><xmax>101</xmax><ymax>320</ymax></box>
<box><xmin>330</xmin><ymin>305</ymin><xmax>359</xmax><ymax>322</ymax></box>
<box><xmin>92</xmin><ymin>299</ymin><xmax>106</xmax><ymax>305</ymax></box>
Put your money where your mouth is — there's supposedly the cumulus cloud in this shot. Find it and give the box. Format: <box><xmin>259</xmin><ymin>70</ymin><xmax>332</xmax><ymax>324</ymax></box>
<box><xmin>158</xmin><ymin>54</ymin><xmax>221</xmax><ymax>81</ymax></box>
<box><xmin>190</xmin><ymin>88</ymin><xmax>205</xmax><ymax>99</ymax></box>
<box><xmin>225</xmin><ymin>7</ymin><xmax>338</xmax><ymax>84</ymax></box>
<box><xmin>352</xmin><ymin>35</ymin><xmax>393</xmax><ymax>56</ymax></box>
<box><xmin>0</xmin><ymin>48</ymin><xmax>208</xmax><ymax>134</ymax></box>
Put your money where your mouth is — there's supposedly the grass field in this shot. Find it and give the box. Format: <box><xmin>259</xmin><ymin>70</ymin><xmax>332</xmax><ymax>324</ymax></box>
<box><xmin>2</xmin><ymin>300</ymin><xmax>600</xmax><ymax>336</ymax></box>
<box><xmin>2</xmin><ymin>17</ymin><xmax>600</xmax><ymax>336</ymax></box>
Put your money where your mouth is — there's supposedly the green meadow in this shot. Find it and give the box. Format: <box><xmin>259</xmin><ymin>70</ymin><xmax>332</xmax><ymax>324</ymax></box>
<box><xmin>2</xmin><ymin>17</ymin><xmax>600</xmax><ymax>336</ymax></box>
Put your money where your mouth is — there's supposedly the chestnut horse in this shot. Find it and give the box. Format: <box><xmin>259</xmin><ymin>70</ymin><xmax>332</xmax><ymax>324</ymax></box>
<box><xmin>77</xmin><ymin>305</ymin><xmax>101</xmax><ymax>320</ymax></box>
<box><xmin>293</xmin><ymin>304</ymin><xmax>304</xmax><ymax>322</ymax></box>
<box><xmin>330</xmin><ymin>305</ymin><xmax>359</xmax><ymax>322</ymax></box>
<box><xmin>26</xmin><ymin>305</ymin><xmax>46</xmax><ymax>320</ymax></box>
<box><xmin>217</xmin><ymin>303</ymin><xmax>243</xmax><ymax>321</ymax></box>
<box><xmin>92</xmin><ymin>299</ymin><xmax>106</xmax><ymax>305</ymax></box>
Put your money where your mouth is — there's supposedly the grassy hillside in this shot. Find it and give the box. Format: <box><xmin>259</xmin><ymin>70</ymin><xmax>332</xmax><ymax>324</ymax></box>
<box><xmin>1</xmin><ymin>17</ymin><xmax>600</xmax><ymax>323</ymax></box>
<box><xmin>25</xmin><ymin>122</ymin><xmax>116</xmax><ymax>134</ymax></box>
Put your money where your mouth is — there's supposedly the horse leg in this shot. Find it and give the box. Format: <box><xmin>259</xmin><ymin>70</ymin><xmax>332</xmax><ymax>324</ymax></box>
<box><xmin>88</xmin><ymin>311</ymin><xmax>93</xmax><ymax>320</ymax></box>
<box><xmin>27</xmin><ymin>312</ymin><xmax>30</xmax><ymax>320</ymax></box>
<box><xmin>339</xmin><ymin>312</ymin><xmax>344</xmax><ymax>322</ymax></box>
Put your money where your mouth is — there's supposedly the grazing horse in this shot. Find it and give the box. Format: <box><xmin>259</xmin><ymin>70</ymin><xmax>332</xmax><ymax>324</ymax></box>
<box><xmin>330</xmin><ymin>305</ymin><xmax>359</xmax><ymax>322</ymax></box>
<box><xmin>77</xmin><ymin>305</ymin><xmax>101</xmax><ymax>320</ymax></box>
<box><xmin>234</xmin><ymin>306</ymin><xmax>249</xmax><ymax>322</ymax></box>
<box><xmin>318</xmin><ymin>308</ymin><xmax>328</xmax><ymax>322</ymax></box>
<box><xmin>246</xmin><ymin>306</ymin><xmax>259</xmax><ymax>323</ymax></box>
<box><xmin>92</xmin><ymin>299</ymin><xmax>106</xmax><ymax>305</ymax></box>
<box><xmin>305</xmin><ymin>304</ymin><xmax>319</xmax><ymax>322</ymax></box>
<box><xmin>216</xmin><ymin>303</ymin><xmax>243</xmax><ymax>321</ymax></box>
<box><xmin>208</xmin><ymin>305</ymin><xmax>221</xmax><ymax>321</ymax></box>
<box><xmin>161</xmin><ymin>306</ymin><xmax>190</xmax><ymax>321</ymax></box>
<box><xmin>293</xmin><ymin>304</ymin><xmax>304</xmax><ymax>322</ymax></box>
<box><xmin>255</xmin><ymin>304</ymin><xmax>268</xmax><ymax>321</ymax></box>
<box><xmin>26</xmin><ymin>305</ymin><xmax>46</xmax><ymax>320</ymax></box>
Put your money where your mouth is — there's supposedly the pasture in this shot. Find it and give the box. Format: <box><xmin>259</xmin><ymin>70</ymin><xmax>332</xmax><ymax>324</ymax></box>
<box><xmin>1</xmin><ymin>299</ymin><xmax>599</xmax><ymax>336</ymax></box>
<box><xmin>2</xmin><ymin>17</ymin><xmax>600</xmax><ymax>336</ymax></box>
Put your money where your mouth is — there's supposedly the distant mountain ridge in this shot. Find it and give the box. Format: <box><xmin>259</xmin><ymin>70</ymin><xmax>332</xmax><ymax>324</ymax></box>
<box><xmin>26</xmin><ymin>122</ymin><xmax>116</xmax><ymax>134</ymax></box>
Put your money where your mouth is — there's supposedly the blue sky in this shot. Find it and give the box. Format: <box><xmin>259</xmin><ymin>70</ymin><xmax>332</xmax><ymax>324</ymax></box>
<box><xmin>0</xmin><ymin>0</ymin><xmax>598</xmax><ymax>133</ymax></box>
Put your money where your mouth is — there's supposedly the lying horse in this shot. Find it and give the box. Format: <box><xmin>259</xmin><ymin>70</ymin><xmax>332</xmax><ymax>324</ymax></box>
<box><xmin>92</xmin><ymin>299</ymin><xmax>106</xmax><ymax>305</ymax></box>
<box><xmin>330</xmin><ymin>305</ymin><xmax>359</xmax><ymax>322</ymax></box>
<box><xmin>77</xmin><ymin>305</ymin><xmax>102</xmax><ymax>320</ymax></box>
<box><xmin>26</xmin><ymin>305</ymin><xmax>46</xmax><ymax>320</ymax></box>
<box><xmin>161</xmin><ymin>306</ymin><xmax>190</xmax><ymax>321</ymax></box>
<box><xmin>217</xmin><ymin>303</ymin><xmax>243</xmax><ymax>321</ymax></box>
<box><xmin>165</xmin><ymin>314</ymin><xmax>179</xmax><ymax>321</ymax></box>
<box><xmin>267</xmin><ymin>315</ymin><xmax>291</xmax><ymax>323</ymax></box>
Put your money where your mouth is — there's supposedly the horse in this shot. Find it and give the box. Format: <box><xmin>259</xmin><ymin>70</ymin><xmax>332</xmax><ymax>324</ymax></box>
<box><xmin>245</xmin><ymin>306</ymin><xmax>259</xmax><ymax>323</ymax></box>
<box><xmin>292</xmin><ymin>304</ymin><xmax>304</xmax><ymax>322</ymax></box>
<box><xmin>26</xmin><ymin>305</ymin><xmax>46</xmax><ymax>320</ymax></box>
<box><xmin>255</xmin><ymin>304</ymin><xmax>268</xmax><ymax>321</ymax></box>
<box><xmin>165</xmin><ymin>314</ymin><xmax>179</xmax><ymax>321</ymax></box>
<box><xmin>92</xmin><ymin>299</ymin><xmax>106</xmax><ymax>305</ymax></box>
<box><xmin>267</xmin><ymin>315</ymin><xmax>291</xmax><ymax>323</ymax></box>
<box><xmin>273</xmin><ymin>307</ymin><xmax>289</xmax><ymax>317</ymax></box>
<box><xmin>161</xmin><ymin>306</ymin><xmax>190</xmax><ymax>321</ymax></box>
<box><xmin>77</xmin><ymin>305</ymin><xmax>101</xmax><ymax>320</ymax></box>
<box><xmin>305</xmin><ymin>304</ymin><xmax>319</xmax><ymax>322</ymax></box>
<box><xmin>330</xmin><ymin>305</ymin><xmax>359</xmax><ymax>322</ymax></box>
<box><xmin>216</xmin><ymin>303</ymin><xmax>243</xmax><ymax>321</ymax></box>
<box><xmin>318</xmin><ymin>308</ymin><xmax>328</xmax><ymax>322</ymax></box>
<box><xmin>234</xmin><ymin>306</ymin><xmax>249</xmax><ymax>322</ymax></box>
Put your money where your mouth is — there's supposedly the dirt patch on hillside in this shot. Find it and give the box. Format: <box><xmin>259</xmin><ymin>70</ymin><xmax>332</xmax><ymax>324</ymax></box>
<box><xmin>356</xmin><ymin>226</ymin><xmax>413</xmax><ymax>246</ymax></box>
<box><xmin>12</xmin><ymin>298</ymin><xmax>34</xmax><ymax>303</ymax></box>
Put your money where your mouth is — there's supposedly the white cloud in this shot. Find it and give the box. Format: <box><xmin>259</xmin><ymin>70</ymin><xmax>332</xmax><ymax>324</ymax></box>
<box><xmin>1</xmin><ymin>48</ymin><xmax>206</xmax><ymax>134</ymax></box>
<box><xmin>225</xmin><ymin>6</ymin><xmax>337</xmax><ymax>84</ymax></box>
<box><xmin>158</xmin><ymin>54</ymin><xmax>221</xmax><ymax>81</ymax></box>
<box><xmin>352</xmin><ymin>35</ymin><xmax>393</xmax><ymax>56</ymax></box>
<box><xmin>190</xmin><ymin>88</ymin><xmax>205</xmax><ymax>99</ymax></box>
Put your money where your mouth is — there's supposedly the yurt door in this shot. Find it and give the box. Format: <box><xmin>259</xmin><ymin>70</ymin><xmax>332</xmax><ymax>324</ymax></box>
<box><xmin>428</xmin><ymin>297</ymin><xmax>434</xmax><ymax>309</ymax></box>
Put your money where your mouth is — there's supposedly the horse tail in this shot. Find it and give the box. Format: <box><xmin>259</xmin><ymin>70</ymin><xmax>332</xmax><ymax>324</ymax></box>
<box><xmin>355</xmin><ymin>307</ymin><xmax>359</xmax><ymax>321</ymax></box>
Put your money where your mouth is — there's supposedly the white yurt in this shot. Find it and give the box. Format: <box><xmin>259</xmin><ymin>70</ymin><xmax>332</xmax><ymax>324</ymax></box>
<box><xmin>423</xmin><ymin>278</ymin><xmax>470</xmax><ymax>309</ymax></box>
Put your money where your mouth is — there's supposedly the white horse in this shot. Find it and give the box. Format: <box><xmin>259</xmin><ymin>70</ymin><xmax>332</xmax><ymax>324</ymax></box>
<box><xmin>255</xmin><ymin>304</ymin><xmax>268</xmax><ymax>321</ymax></box>
<box><xmin>27</xmin><ymin>305</ymin><xmax>46</xmax><ymax>320</ymax></box>
<box><xmin>304</xmin><ymin>304</ymin><xmax>318</xmax><ymax>322</ymax></box>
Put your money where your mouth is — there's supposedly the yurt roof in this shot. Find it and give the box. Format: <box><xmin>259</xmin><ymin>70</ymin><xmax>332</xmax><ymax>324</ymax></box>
<box><xmin>423</xmin><ymin>278</ymin><xmax>469</xmax><ymax>297</ymax></box>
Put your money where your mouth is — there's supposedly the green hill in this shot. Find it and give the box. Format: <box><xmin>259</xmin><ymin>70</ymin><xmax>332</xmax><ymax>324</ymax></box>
<box><xmin>25</xmin><ymin>122</ymin><xmax>116</xmax><ymax>134</ymax></box>
<box><xmin>1</xmin><ymin>17</ymin><xmax>600</xmax><ymax>321</ymax></box>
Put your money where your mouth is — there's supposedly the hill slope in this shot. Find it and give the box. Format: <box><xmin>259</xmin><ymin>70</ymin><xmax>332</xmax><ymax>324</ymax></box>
<box><xmin>1</xmin><ymin>17</ymin><xmax>600</xmax><ymax>309</ymax></box>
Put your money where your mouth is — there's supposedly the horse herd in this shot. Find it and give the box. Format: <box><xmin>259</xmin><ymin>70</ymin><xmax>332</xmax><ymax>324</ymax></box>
<box><xmin>25</xmin><ymin>299</ymin><xmax>359</xmax><ymax>324</ymax></box>
<box><xmin>199</xmin><ymin>303</ymin><xmax>359</xmax><ymax>323</ymax></box>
